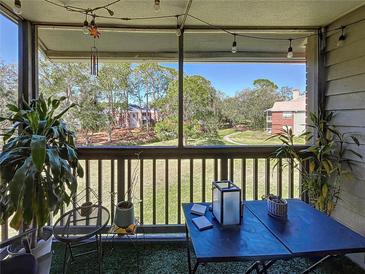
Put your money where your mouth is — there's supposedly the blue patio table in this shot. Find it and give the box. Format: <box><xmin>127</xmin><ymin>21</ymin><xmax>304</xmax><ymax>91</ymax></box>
<box><xmin>183</xmin><ymin>199</ymin><xmax>365</xmax><ymax>274</ymax></box>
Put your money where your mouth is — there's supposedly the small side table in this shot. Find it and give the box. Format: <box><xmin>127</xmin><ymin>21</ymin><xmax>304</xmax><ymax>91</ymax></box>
<box><xmin>53</xmin><ymin>205</ymin><xmax>110</xmax><ymax>274</ymax></box>
<box><xmin>107</xmin><ymin>219</ymin><xmax>143</xmax><ymax>273</ymax></box>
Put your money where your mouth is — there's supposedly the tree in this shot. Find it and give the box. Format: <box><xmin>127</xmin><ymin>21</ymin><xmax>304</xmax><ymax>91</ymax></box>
<box><xmin>221</xmin><ymin>79</ymin><xmax>285</xmax><ymax>129</ymax></box>
<box><xmin>155</xmin><ymin>75</ymin><xmax>221</xmax><ymax>144</ymax></box>
<box><xmin>97</xmin><ymin>64</ymin><xmax>132</xmax><ymax>141</ymax></box>
<box><xmin>39</xmin><ymin>56</ymin><xmax>93</xmax><ymax>132</ymax></box>
<box><xmin>78</xmin><ymin>98</ymin><xmax>107</xmax><ymax>145</ymax></box>
<box><xmin>279</xmin><ymin>86</ymin><xmax>296</xmax><ymax>100</ymax></box>
<box><xmin>0</xmin><ymin>60</ymin><xmax>17</xmax><ymax>120</ymax></box>
<box><xmin>131</xmin><ymin>63</ymin><xmax>176</xmax><ymax>131</ymax></box>
<box><xmin>253</xmin><ymin>79</ymin><xmax>278</xmax><ymax>90</ymax></box>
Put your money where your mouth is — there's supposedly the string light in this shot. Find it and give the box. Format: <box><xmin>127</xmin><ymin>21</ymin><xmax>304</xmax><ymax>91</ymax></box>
<box><xmin>43</xmin><ymin>0</ymin><xmax>365</xmax><ymax>55</ymax></box>
<box><xmin>231</xmin><ymin>34</ymin><xmax>237</xmax><ymax>53</ymax></box>
<box><xmin>287</xmin><ymin>39</ymin><xmax>293</xmax><ymax>59</ymax></box>
<box><xmin>90</xmin><ymin>15</ymin><xmax>96</xmax><ymax>27</ymax></box>
<box><xmin>337</xmin><ymin>26</ymin><xmax>346</xmax><ymax>47</ymax></box>
<box><xmin>13</xmin><ymin>0</ymin><xmax>21</xmax><ymax>15</ymax></box>
<box><xmin>82</xmin><ymin>14</ymin><xmax>89</xmax><ymax>35</ymax></box>
<box><xmin>154</xmin><ymin>0</ymin><xmax>160</xmax><ymax>12</ymax></box>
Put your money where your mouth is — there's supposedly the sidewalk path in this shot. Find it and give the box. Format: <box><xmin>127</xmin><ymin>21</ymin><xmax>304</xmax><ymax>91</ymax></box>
<box><xmin>223</xmin><ymin>131</ymin><xmax>247</xmax><ymax>145</ymax></box>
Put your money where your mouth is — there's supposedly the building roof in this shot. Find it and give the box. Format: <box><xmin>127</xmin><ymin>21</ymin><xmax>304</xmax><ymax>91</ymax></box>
<box><xmin>128</xmin><ymin>104</ymin><xmax>155</xmax><ymax>112</ymax></box>
<box><xmin>268</xmin><ymin>95</ymin><xmax>306</xmax><ymax>112</ymax></box>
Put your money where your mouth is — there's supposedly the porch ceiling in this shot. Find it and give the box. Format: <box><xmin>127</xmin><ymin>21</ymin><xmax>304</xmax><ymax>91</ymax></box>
<box><xmin>2</xmin><ymin>0</ymin><xmax>365</xmax><ymax>62</ymax></box>
<box><xmin>3</xmin><ymin>0</ymin><xmax>365</xmax><ymax>27</ymax></box>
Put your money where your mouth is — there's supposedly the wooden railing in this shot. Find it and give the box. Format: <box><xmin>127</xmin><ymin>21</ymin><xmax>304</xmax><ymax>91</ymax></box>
<box><xmin>1</xmin><ymin>145</ymin><xmax>308</xmax><ymax>239</ymax></box>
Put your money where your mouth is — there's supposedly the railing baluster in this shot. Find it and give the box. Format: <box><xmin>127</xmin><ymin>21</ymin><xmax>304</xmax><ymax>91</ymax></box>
<box><xmin>253</xmin><ymin>158</ymin><xmax>258</xmax><ymax>200</ymax></box>
<box><xmin>111</xmin><ymin>160</ymin><xmax>115</xmax><ymax>224</ymax></box>
<box><xmin>190</xmin><ymin>159</ymin><xmax>193</xmax><ymax>203</ymax></box>
<box><xmin>1</xmin><ymin>221</ymin><xmax>8</xmax><ymax>241</ymax></box>
<box><xmin>152</xmin><ymin>159</ymin><xmax>156</xmax><ymax>225</ymax></box>
<box><xmin>220</xmin><ymin>158</ymin><xmax>228</xmax><ymax>180</ymax></box>
<box><xmin>85</xmin><ymin>160</ymin><xmax>90</xmax><ymax>226</ymax></box>
<box><xmin>289</xmin><ymin>158</ymin><xmax>294</xmax><ymax>198</ymax></box>
<box><xmin>202</xmin><ymin>159</ymin><xmax>206</xmax><ymax>202</ymax></box>
<box><xmin>229</xmin><ymin>158</ymin><xmax>234</xmax><ymax>181</ymax></box>
<box><xmin>165</xmin><ymin>159</ymin><xmax>169</xmax><ymax>224</ymax></box>
<box><xmin>140</xmin><ymin>159</ymin><xmax>144</xmax><ymax>224</ymax></box>
<box><xmin>241</xmin><ymin>158</ymin><xmax>246</xmax><ymax>200</ymax></box>
<box><xmin>98</xmin><ymin>160</ymin><xmax>102</xmax><ymax>204</ymax></box>
<box><xmin>277</xmin><ymin>158</ymin><xmax>283</xmax><ymax>197</ymax></box>
<box><xmin>265</xmin><ymin>158</ymin><xmax>270</xmax><ymax>196</ymax></box>
<box><xmin>178</xmin><ymin>158</ymin><xmax>181</xmax><ymax>224</ymax></box>
<box><xmin>117</xmin><ymin>159</ymin><xmax>125</xmax><ymax>202</ymax></box>
<box><xmin>127</xmin><ymin>159</ymin><xmax>132</xmax><ymax>201</ymax></box>
<box><xmin>214</xmin><ymin>158</ymin><xmax>218</xmax><ymax>181</ymax></box>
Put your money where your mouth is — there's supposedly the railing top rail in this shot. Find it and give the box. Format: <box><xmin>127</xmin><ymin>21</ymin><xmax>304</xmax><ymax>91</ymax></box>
<box><xmin>77</xmin><ymin>145</ymin><xmax>308</xmax><ymax>159</ymax></box>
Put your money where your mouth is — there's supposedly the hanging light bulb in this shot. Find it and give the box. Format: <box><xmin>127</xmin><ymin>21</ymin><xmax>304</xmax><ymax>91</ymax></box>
<box><xmin>13</xmin><ymin>0</ymin><xmax>21</xmax><ymax>15</ymax></box>
<box><xmin>106</xmin><ymin>8</ymin><xmax>114</xmax><ymax>16</ymax></box>
<box><xmin>176</xmin><ymin>16</ymin><xmax>181</xmax><ymax>37</ymax></box>
<box><xmin>82</xmin><ymin>14</ymin><xmax>89</xmax><ymax>35</ymax></box>
<box><xmin>287</xmin><ymin>39</ymin><xmax>293</xmax><ymax>59</ymax></box>
<box><xmin>154</xmin><ymin>0</ymin><xmax>160</xmax><ymax>12</ymax></box>
<box><xmin>337</xmin><ymin>26</ymin><xmax>346</xmax><ymax>47</ymax></box>
<box><xmin>90</xmin><ymin>15</ymin><xmax>96</xmax><ymax>27</ymax></box>
<box><xmin>231</xmin><ymin>34</ymin><xmax>237</xmax><ymax>53</ymax></box>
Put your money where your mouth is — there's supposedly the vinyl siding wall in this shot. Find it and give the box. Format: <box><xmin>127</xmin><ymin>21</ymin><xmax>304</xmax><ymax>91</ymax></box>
<box><xmin>325</xmin><ymin>5</ymin><xmax>365</xmax><ymax>267</ymax></box>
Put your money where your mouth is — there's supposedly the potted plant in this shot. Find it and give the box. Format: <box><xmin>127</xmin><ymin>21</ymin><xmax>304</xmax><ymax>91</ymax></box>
<box><xmin>270</xmin><ymin>112</ymin><xmax>362</xmax><ymax>215</ymax></box>
<box><xmin>0</xmin><ymin>95</ymin><xmax>83</xmax><ymax>264</ymax></box>
<box><xmin>265</xmin><ymin>194</ymin><xmax>288</xmax><ymax>219</ymax></box>
<box><xmin>113</xmin><ymin>154</ymin><xmax>141</xmax><ymax>228</ymax></box>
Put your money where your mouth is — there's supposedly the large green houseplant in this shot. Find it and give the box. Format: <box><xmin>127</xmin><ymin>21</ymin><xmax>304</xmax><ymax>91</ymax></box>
<box><xmin>271</xmin><ymin>111</ymin><xmax>362</xmax><ymax>215</ymax></box>
<box><xmin>0</xmin><ymin>95</ymin><xmax>83</xmax><ymax>249</ymax></box>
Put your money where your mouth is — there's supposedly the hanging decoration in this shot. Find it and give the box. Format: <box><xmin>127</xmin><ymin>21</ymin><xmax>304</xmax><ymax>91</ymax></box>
<box><xmin>89</xmin><ymin>16</ymin><xmax>101</xmax><ymax>76</ymax></box>
<box><xmin>90</xmin><ymin>39</ymin><xmax>99</xmax><ymax>76</ymax></box>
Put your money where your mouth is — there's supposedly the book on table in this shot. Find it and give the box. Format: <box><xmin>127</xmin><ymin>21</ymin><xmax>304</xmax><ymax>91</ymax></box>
<box><xmin>191</xmin><ymin>204</ymin><xmax>207</xmax><ymax>216</ymax></box>
<box><xmin>192</xmin><ymin>216</ymin><xmax>213</xmax><ymax>231</ymax></box>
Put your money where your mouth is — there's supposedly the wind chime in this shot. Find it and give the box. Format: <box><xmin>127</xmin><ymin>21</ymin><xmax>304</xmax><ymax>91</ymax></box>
<box><xmin>89</xmin><ymin>15</ymin><xmax>101</xmax><ymax>76</ymax></box>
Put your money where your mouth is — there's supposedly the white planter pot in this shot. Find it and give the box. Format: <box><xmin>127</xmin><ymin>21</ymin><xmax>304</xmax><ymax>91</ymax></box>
<box><xmin>7</xmin><ymin>229</ymin><xmax>53</xmax><ymax>274</ymax></box>
<box><xmin>114</xmin><ymin>202</ymin><xmax>135</xmax><ymax>228</ymax></box>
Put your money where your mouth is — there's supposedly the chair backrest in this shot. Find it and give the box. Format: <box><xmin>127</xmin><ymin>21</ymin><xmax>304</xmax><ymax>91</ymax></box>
<box><xmin>0</xmin><ymin>228</ymin><xmax>36</xmax><ymax>251</ymax></box>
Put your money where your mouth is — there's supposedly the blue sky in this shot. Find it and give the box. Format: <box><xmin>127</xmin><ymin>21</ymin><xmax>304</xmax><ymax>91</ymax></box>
<box><xmin>0</xmin><ymin>14</ymin><xmax>18</xmax><ymax>64</ymax></box>
<box><xmin>1</xmin><ymin>14</ymin><xmax>305</xmax><ymax>96</ymax></box>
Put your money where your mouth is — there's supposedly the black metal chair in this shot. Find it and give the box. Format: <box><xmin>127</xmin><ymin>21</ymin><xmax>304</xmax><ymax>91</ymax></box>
<box><xmin>0</xmin><ymin>228</ymin><xmax>38</xmax><ymax>274</ymax></box>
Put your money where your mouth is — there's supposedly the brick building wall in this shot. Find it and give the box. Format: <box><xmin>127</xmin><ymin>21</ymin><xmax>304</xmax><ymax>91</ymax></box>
<box><xmin>271</xmin><ymin>112</ymin><xmax>294</xmax><ymax>134</ymax></box>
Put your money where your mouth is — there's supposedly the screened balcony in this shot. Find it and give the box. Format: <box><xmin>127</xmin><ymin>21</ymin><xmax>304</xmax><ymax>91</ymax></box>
<box><xmin>0</xmin><ymin>0</ymin><xmax>365</xmax><ymax>273</ymax></box>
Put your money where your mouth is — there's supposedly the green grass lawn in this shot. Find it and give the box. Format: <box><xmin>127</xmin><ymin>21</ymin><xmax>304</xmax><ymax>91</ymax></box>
<box><xmin>230</xmin><ymin>130</ymin><xmax>306</xmax><ymax>145</ymax></box>
<box><xmin>146</xmin><ymin>128</ymin><xmax>305</xmax><ymax>146</ymax></box>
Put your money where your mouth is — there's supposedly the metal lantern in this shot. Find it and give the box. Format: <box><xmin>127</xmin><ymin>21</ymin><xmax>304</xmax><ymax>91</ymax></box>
<box><xmin>212</xmin><ymin>180</ymin><xmax>242</xmax><ymax>225</ymax></box>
